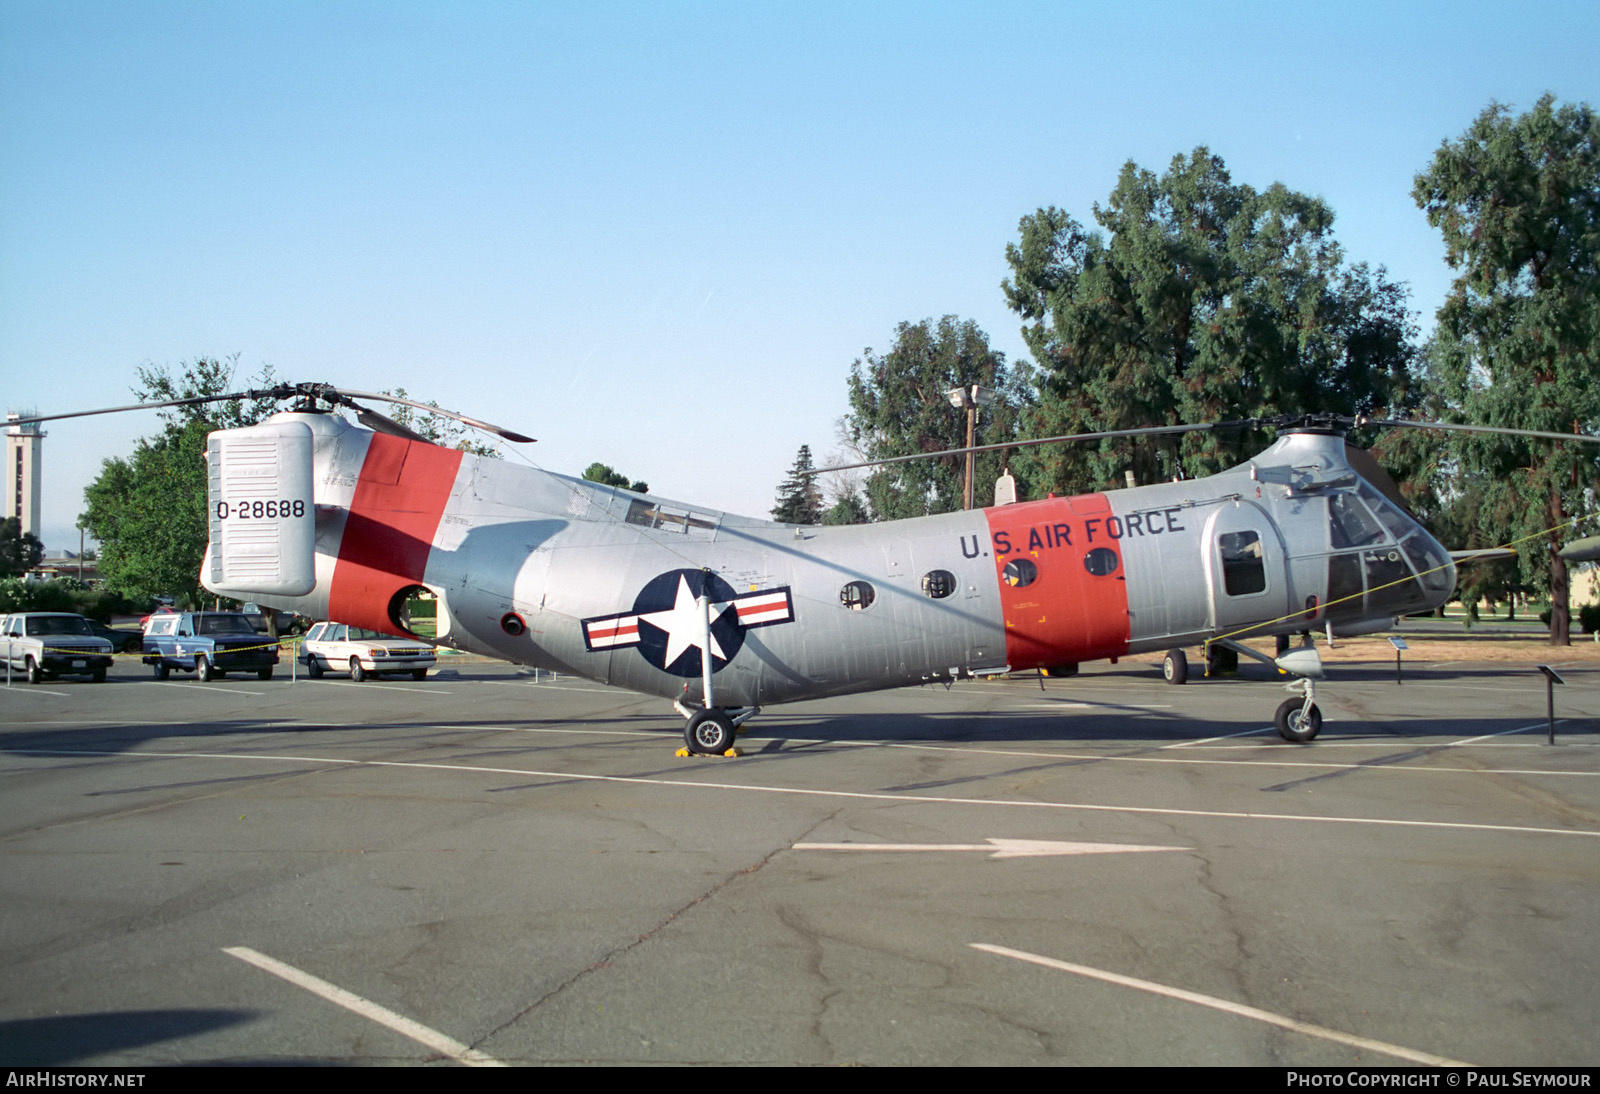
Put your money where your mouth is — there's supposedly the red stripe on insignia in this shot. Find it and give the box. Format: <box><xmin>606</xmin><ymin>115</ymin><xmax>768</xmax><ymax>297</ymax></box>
<box><xmin>588</xmin><ymin>621</ymin><xmax>638</xmax><ymax>642</ymax></box>
<box><xmin>983</xmin><ymin>493</ymin><xmax>1130</xmax><ymax>671</ymax></box>
<box><xmin>327</xmin><ymin>434</ymin><xmax>463</xmax><ymax>635</ymax></box>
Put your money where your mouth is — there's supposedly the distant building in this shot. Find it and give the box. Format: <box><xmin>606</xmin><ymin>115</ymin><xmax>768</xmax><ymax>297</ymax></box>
<box><xmin>6</xmin><ymin>412</ymin><xmax>45</xmax><ymax>545</ymax></box>
<box><xmin>28</xmin><ymin>550</ymin><xmax>100</xmax><ymax>585</ymax></box>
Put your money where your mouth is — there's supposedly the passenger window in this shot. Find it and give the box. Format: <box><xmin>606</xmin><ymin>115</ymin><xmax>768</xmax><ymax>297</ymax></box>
<box><xmin>1002</xmin><ymin>558</ymin><xmax>1038</xmax><ymax>587</ymax></box>
<box><xmin>920</xmin><ymin>570</ymin><xmax>956</xmax><ymax>599</ymax></box>
<box><xmin>1219</xmin><ymin>531</ymin><xmax>1266</xmax><ymax>595</ymax></box>
<box><xmin>840</xmin><ymin>581</ymin><xmax>875</xmax><ymax>611</ymax></box>
<box><xmin>1083</xmin><ymin>547</ymin><xmax>1119</xmax><ymax>576</ymax></box>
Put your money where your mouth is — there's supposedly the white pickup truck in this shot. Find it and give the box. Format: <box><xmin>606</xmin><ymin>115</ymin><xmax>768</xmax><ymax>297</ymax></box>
<box><xmin>2</xmin><ymin>612</ymin><xmax>115</xmax><ymax>683</ymax></box>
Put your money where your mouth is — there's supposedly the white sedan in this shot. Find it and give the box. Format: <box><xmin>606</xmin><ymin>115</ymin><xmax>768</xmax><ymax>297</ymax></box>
<box><xmin>300</xmin><ymin>622</ymin><xmax>436</xmax><ymax>681</ymax></box>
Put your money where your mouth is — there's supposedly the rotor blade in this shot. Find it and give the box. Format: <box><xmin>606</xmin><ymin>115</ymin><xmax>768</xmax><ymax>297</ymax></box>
<box><xmin>352</xmin><ymin>405</ymin><xmax>429</xmax><ymax>443</ymax></box>
<box><xmin>807</xmin><ymin>422</ymin><xmax>1230</xmax><ymax>476</ymax></box>
<box><xmin>1450</xmin><ymin>548</ymin><xmax>1518</xmax><ymax>562</ymax></box>
<box><xmin>1364</xmin><ymin>419</ymin><xmax>1600</xmax><ymax>445</ymax></box>
<box><xmin>318</xmin><ymin>387</ymin><xmax>535</xmax><ymax>443</ymax></box>
<box><xmin>6</xmin><ymin>387</ymin><xmax>293</xmax><ymax>427</ymax></box>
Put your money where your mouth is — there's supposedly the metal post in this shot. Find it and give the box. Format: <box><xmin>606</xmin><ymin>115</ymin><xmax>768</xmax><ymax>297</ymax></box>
<box><xmin>963</xmin><ymin>404</ymin><xmax>976</xmax><ymax>511</ymax></box>
<box><xmin>698</xmin><ymin>587</ymin><xmax>714</xmax><ymax>710</ymax></box>
<box><xmin>1535</xmin><ymin>665</ymin><xmax>1564</xmax><ymax>744</ymax></box>
<box><xmin>1547</xmin><ymin>675</ymin><xmax>1555</xmax><ymax>745</ymax></box>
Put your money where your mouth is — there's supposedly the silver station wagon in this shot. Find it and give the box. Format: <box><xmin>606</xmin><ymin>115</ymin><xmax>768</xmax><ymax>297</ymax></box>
<box><xmin>300</xmin><ymin>622</ymin><xmax>436</xmax><ymax>681</ymax></box>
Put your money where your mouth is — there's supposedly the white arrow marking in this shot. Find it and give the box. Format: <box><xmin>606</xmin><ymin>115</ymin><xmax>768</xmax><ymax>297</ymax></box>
<box><xmin>793</xmin><ymin>838</ymin><xmax>1186</xmax><ymax>859</ymax></box>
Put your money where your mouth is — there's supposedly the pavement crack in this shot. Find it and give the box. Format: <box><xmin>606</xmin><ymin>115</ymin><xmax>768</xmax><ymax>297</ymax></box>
<box><xmin>470</xmin><ymin>838</ymin><xmax>790</xmax><ymax>1050</ymax></box>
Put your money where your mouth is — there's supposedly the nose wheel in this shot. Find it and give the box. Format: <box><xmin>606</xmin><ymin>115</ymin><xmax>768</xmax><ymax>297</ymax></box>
<box><xmin>1275</xmin><ymin>679</ymin><xmax>1322</xmax><ymax>743</ymax></box>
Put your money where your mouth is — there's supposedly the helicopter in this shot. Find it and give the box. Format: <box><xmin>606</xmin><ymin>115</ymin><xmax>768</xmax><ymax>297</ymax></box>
<box><xmin>17</xmin><ymin>384</ymin><xmax>1586</xmax><ymax>755</ymax></box>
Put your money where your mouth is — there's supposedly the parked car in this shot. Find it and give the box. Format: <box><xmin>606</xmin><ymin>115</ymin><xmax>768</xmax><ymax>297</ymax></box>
<box><xmin>83</xmin><ymin>619</ymin><xmax>143</xmax><ymax>654</ymax></box>
<box><xmin>142</xmin><ymin>611</ymin><xmax>280</xmax><ymax>681</ymax></box>
<box><xmin>1</xmin><ymin>612</ymin><xmax>115</xmax><ymax>683</ymax></box>
<box><xmin>300</xmin><ymin>622</ymin><xmax>436</xmax><ymax>681</ymax></box>
<box><xmin>139</xmin><ymin>606</ymin><xmax>179</xmax><ymax>631</ymax></box>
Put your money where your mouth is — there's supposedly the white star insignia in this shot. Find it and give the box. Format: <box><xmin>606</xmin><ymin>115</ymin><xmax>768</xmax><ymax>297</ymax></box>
<box><xmin>637</xmin><ymin>575</ymin><xmax>732</xmax><ymax>667</ymax></box>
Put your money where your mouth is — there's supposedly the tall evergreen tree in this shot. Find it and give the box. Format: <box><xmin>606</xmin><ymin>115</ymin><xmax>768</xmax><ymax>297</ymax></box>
<box><xmin>844</xmin><ymin>317</ymin><xmax>1029</xmax><ymax>519</ymax></box>
<box><xmin>0</xmin><ymin>518</ymin><xmax>44</xmax><ymax>578</ymax></box>
<box><xmin>1413</xmin><ymin>95</ymin><xmax>1600</xmax><ymax>644</ymax></box>
<box><xmin>1004</xmin><ymin>149</ymin><xmax>1415</xmax><ymax>493</ymax></box>
<box><xmin>80</xmin><ymin>358</ymin><xmax>279</xmax><ymax>605</ymax></box>
<box><xmin>771</xmin><ymin>445</ymin><xmax>824</xmax><ymax>525</ymax></box>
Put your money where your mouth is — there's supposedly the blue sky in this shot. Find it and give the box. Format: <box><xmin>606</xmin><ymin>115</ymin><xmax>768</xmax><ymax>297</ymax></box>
<box><xmin>4</xmin><ymin>0</ymin><xmax>1598</xmax><ymax>550</ymax></box>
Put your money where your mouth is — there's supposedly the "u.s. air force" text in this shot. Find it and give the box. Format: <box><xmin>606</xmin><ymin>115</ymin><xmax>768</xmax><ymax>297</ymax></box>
<box><xmin>990</xmin><ymin>507</ymin><xmax>1186</xmax><ymax>556</ymax></box>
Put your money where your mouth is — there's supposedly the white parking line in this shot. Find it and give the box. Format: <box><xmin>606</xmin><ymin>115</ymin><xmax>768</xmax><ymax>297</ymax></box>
<box><xmin>0</xmin><ymin>686</ymin><xmax>72</xmax><ymax>697</ymax></box>
<box><xmin>315</xmin><ymin>680</ymin><xmax>453</xmax><ymax>694</ymax></box>
<box><xmin>224</xmin><ymin>946</ymin><xmax>502</xmax><ymax>1066</ymax></box>
<box><xmin>971</xmin><ymin>943</ymin><xmax>1468</xmax><ymax>1067</ymax></box>
<box><xmin>1451</xmin><ymin>721</ymin><xmax>1560</xmax><ymax>746</ymax></box>
<box><xmin>154</xmin><ymin>682</ymin><xmax>267</xmax><ymax>695</ymax></box>
<box><xmin>17</xmin><ymin>747</ymin><xmax>1600</xmax><ymax>839</ymax></box>
<box><xmin>479</xmin><ymin>679</ymin><xmax>625</xmax><ymax>696</ymax></box>
<box><xmin>1163</xmin><ymin>727</ymin><xmax>1272</xmax><ymax>747</ymax></box>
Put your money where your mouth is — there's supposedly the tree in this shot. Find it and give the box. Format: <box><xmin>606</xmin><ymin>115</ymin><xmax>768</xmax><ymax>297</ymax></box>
<box><xmin>771</xmin><ymin>445</ymin><xmax>824</xmax><ymax>524</ymax></box>
<box><xmin>80</xmin><ymin>358</ymin><xmax>277</xmax><ymax>606</ymax></box>
<box><xmin>820</xmin><ymin>488</ymin><xmax>870</xmax><ymax>526</ymax></box>
<box><xmin>1413</xmin><ymin>95</ymin><xmax>1600</xmax><ymax>644</ymax></box>
<box><xmin>844</xmin><ymin>317</ymin><xmax>1030</xmax><ymax>520</ymax></box>
<box><xmin>382</xmin><ymin>388</ymin><xmax>501</xmax><ymax>458</ymax></box>
<box><xmin>0</xmin><ymin>518</ymin><xmax>44</xmax><ymax>578</ymax></box>
<box><xmin>1003</xmin><ymin>148</ymin><xmax>1416</xmax><ymax>494</ymax></box>
<box><xmin>581</xmin><ymin>463</ymin><xmax>649</xmax><ymax>494</ymax></box>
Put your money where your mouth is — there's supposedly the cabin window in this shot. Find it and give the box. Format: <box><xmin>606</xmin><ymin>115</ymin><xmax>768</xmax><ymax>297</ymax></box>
<box><xmin>1083</xmin><ymin>547</ymin><xmax>1119</xmax><ymax>577</ymax></box>
<box><xmin>1402</xmin><ymin>534</ymin><xmax>1453</xmax><ymax>595</ymax></box>
<box><xmin>1365</xmin><ymin>548</ymin><xmax>1422</xmax><ymax>613</ymax></box>
<box><xmin>840</xmin><ymin>580</ymin><xmax>876</xmax><ymax>611</ymax></box>
<box><xmin>1002</xmin><ymin>558</ymin><xmax>1038</xmax><ymax>588</ymax></box>
<box><xmin>920</xmin><ymin>570</ymin><xmax>956</xmax><ymax>599</ymax></box>
<box><xmin>1328</xmin><ymin>553</ymin><xmax>1364</xmax><ymax>613</ymax></box>
<box><xmin>1218</xmin><ymin>531</ymin><xmax>1266</xmax><ymax>595</ymax></box>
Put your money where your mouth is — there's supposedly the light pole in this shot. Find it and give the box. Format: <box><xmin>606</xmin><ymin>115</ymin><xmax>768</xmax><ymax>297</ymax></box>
<box><xmin>946</xmin><ymin>385</ymin><xmax>994</xmax><ymax>510</ymax></box>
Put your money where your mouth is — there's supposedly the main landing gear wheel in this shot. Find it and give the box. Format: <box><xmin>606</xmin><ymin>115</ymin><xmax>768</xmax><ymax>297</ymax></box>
<box><xmin>1162</xmin><ymin>648</ymin><xmax>1188</xmax><ymax>685</ymax></box>
<box><xmin>1206</xmin><ymin>645</ymin><xmax>1239</xmax><ymax>675</ymax></box>
<box><xmin>684</xmin><ymin>708</ymin><xmax>737</xmax><ymax>755</ymax></box>
<box><xmin>1275</xmin><ymin>698</ymin><xmax>1322</xmax><ymax>743</ymax></box>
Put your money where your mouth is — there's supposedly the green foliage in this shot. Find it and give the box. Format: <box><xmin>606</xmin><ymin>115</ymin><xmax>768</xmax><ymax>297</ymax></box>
<box><xmin>1003</xmin><ymin>148</ymin><xmax>1415</xmax><ymax>494</ymax></box>
<box><xmin>0</xmin><ymin>577</ymin><xmax>130</xmax><ymax>619</ymax></box>
<box><xmin>0</xmin><ymin>518</ymin><xmax>44</xmax><ymax>578</ymax></box>
<box><xmin>381</xmin><ymin>388</ymin><xmax>502</xmax><ymax>458</ymax></box>
<box><xmin>820</xmin><ymin>489</ymin><xmax>870</xmax><ymax>526</ymax></box>
<box><xmin>771</xmin><ymin>445</ymin><xmax>824</xmax><ymax>525</ymax></box>
<box><xmin>844</xmin><ymin>317</ymin><xmax>1029</xmax><ymax>519</ymax></box>
<box><xmin>581</xmin><ymin>463</ymin><xmax>649</xmax><ymax>494</ymax></box>
<box><xmin>80</xmin><ymin>358</ymin><xmax>277</xmax><ymax>606</ymax></box>
<box><xmin>1413</xmin><ymin>95</ymin><xmax>1600</xmax><ymax>644</ymax></box>
<box><xmin>1580</xmin><ymin>602</ymin><xmax>1600</xmax><ymax>634</ymax></box>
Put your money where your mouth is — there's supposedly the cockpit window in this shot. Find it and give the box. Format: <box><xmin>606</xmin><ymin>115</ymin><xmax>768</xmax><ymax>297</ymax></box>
<box><xmin>1329</xmin><ymin>493</ymin><xmax>1387</xmax><ymax>549</ymax></box>
<box><xmin>1359</xmin><ymin>483</ymin><xmax>1419</xmax><ymax>541</ymax></box>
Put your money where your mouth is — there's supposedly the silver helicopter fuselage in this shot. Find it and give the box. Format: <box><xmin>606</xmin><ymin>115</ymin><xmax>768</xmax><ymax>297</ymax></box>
<box><xmin>204</xmin><ymin>411</ymin><xmax>1455</xmax><ymax>707</ymax></box>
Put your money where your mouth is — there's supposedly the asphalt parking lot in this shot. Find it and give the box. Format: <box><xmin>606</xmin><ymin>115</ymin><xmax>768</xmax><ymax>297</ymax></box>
<box><xmin>2</xmin><ymin>653</ymin><xmax>1596</xmax><ymax>1066</ymax></box>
